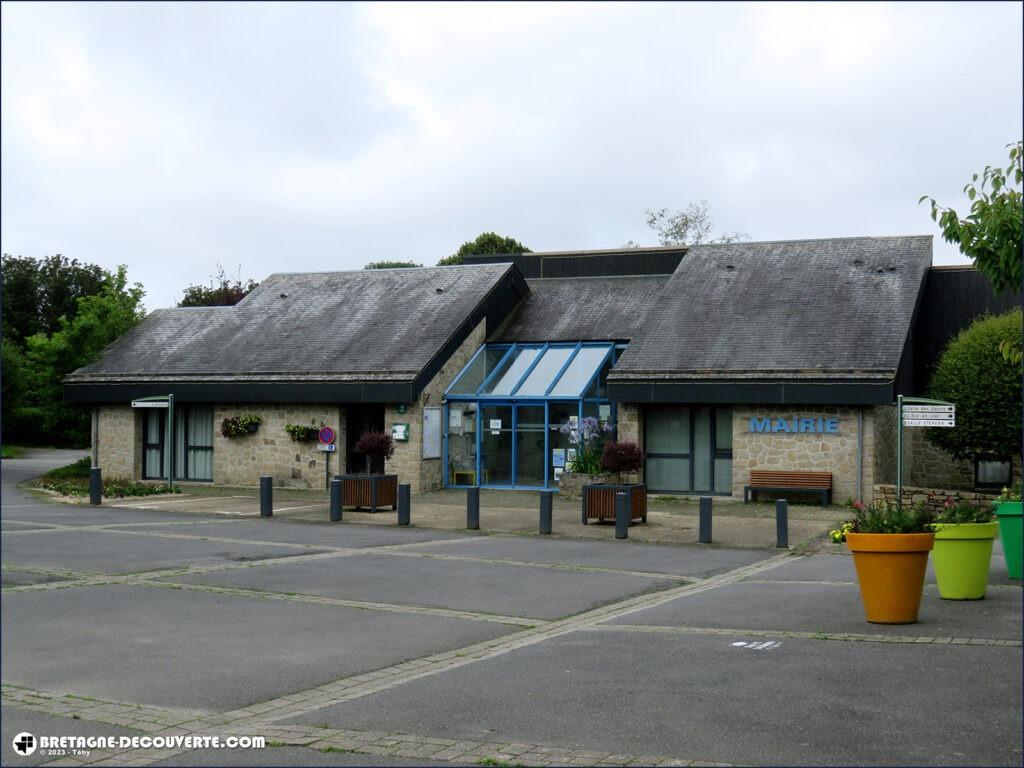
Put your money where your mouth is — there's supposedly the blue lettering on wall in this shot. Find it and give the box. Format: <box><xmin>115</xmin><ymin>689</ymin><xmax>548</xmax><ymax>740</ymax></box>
<box><xmin>748</xmin><ymin>416</ymin><xmax>840</xmax><ymax>434</ymax></box>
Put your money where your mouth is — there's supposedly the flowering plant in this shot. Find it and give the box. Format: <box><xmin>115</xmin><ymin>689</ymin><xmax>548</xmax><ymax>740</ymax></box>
<box><xmin>220</xmin><ymin>414</ymin><xmax>261</xmax><ymax>438</ymax></box>
<box><xmin>830</xmin><ymin>499</ymin><xmax>934</xmax><ymax>541</ymax></box>
<box><xmin>996</xmin><ymin>482</ymin><xmax>1022</xmax><ymax>503</ymax></box>
<box><xmin>934</xmin><ymin>497</ymin><xmax>995</xmax><ymax>525</ymax></box>
<box><xmin>559</xmin><ymin>416</ymin><xmax>613</xmax><ymax>475</ymax></box>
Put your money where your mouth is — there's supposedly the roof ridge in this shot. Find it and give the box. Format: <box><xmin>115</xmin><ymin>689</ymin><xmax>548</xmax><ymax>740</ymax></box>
<box><xmin>689</xmin><ymin>234</ymin><xmax>933</xmax><ymax>248</ymax></box>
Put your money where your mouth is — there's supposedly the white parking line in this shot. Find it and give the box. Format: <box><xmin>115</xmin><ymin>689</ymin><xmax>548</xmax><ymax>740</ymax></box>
<box><xmin>108</xmin><ymin>495</ymin><xmax>251</xmax><ymax>507</ymax></box>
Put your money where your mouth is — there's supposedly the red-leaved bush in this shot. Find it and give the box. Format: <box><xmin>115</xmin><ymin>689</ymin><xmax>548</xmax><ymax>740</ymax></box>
<box><xmin>600</xmin><ymin>441</ymin><xmax>645</xmax><ymax>479</ymax></box>
<box><xmin>355</xmin><ymin>430</ymin><xmax>395</xmax><ymax>461</ymax></box>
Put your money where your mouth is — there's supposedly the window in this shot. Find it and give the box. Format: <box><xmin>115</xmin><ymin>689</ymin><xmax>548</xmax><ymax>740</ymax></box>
<box><xmin>975</xmin><ymin>456</ymin><xmax>1012</xmax><ymax>490</ymax></box>
<box><xmin>141</xmin><ymin>405</ymin><xmax>213</xmax><ymax>482</ymax></box>
<box><xmin>644</xmin><ymin>406</ymin><xmax>732</xmax><ymax>495</ymax></box>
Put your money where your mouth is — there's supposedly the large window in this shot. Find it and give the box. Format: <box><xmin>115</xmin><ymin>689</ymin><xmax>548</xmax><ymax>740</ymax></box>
<box><xmin>644</xmin><ymin>406</ymin><xmax>732</xmax><ymax>495</ymax></box>
<box><xmin>975</xmin><ymin>455</ymin><xmax>1012</xmax><ymax>491</ymax></box>
<box><xmin>142</xmin><ymin>405</ymin><xmax>214</xmax><ymax>482</ymax></box>
<box><xmin>444</xmin><ymin>342</ymin><xmax>619</xmax><ymax>489</ymax></box>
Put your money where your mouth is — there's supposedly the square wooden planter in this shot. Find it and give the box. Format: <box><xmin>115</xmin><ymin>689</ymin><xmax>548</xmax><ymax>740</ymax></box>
<box><xmin>337</xmin><ymin>474</ymin><xmax>398</xmax><ymax>512</ymax></box>
<box><xmin>581</xmin><ymin>484</ymin><xmax>647</xmax><ymax>525</ymax></box>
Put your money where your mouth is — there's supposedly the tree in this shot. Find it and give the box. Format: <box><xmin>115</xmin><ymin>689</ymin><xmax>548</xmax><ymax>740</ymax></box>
<box><xmin>364</xmin><ymin>261</ymin><xmax>422</xmax><ymax>269</ymax></box>
<box><xmin>926</xmin><ymin>308</ymin><xmax>1022</xmax><ymax>465</ymax></box>
<box><xmin>179</xmin><ymin>264</ymin><xmax>259</xmax><ymax>307</ymax></box>
<box><xmin>1</xmin><ymin>254</ymin><xmax>107</xmax><ymax>342</ymax></box>
<box><xmin>16</xmin><ymin>266</ymin><xmax>146</xmax><ymax>445</ymax></box>
<box><xmin>921</xmin><ymin>141</ymin><xmax>1022</xmax><ymax>296</ymax></box>
<box><xmin>625</xmin><ymin>201</ymin><xmax>747</xmax><ymax>247</ymax></box>
<box><xmin>437</xmin><ymin>232</ymin><xmax>531</xmax><ymax>266</ymax></box>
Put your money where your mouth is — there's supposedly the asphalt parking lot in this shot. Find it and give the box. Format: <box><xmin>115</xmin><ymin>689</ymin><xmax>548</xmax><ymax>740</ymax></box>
<box><xmin>2</xmin><ymin>451</ymin><xmax>1021</xmax><ymax>767</ymax></box>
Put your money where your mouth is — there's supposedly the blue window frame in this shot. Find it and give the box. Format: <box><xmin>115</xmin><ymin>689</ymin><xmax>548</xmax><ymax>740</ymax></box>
<box><xmin>444</xmin><ymin>342</ymin><xmax>618</xmax><ymax>490</ymax></box>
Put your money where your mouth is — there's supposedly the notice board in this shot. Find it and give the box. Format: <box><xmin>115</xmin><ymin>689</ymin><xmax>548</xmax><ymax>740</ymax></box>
<box><xmin>423</xmin><ymin>407</ymin><xmax>441</xmax><ymax>459</ymax></box>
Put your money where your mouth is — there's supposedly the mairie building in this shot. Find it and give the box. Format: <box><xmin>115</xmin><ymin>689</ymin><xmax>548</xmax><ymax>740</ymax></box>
<box><xmin>64</xmin><ymin>236</ymin><xmax>1020</xmax><ymax>503</ymax></box>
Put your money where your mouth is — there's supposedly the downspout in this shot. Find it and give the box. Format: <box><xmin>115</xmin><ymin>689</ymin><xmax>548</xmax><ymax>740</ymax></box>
<box><xmin>856</xmin><ymin>407</ymin><xmax>864</xmax><ymax>503</ymax></box>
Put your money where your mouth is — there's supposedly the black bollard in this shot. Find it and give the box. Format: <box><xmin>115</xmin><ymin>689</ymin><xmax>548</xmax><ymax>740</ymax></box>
<box><xmin>467</xmin><ymin>487</ymin><xmax>480</xmax><ymax>530</ymax></box>
<box><xmin>776</xmin><ymin>499</ymin><xmax>789</xmax><ymax>549</ymax></box>
<box><xmin>260</xmin><ymin>475</ymin><xmax>273</xmax><ymax>517</ymax></box>
<box><xmin>539</xmin><ymin>491</ymin><xmax>553</xmax><ymax>534</ymax></box>
<box><xmin>89</xmin><ymin>467</ymin><xmax>102</xmax><ymax>506</ymax></box>
<box><xmin>330</xmin><ymin>478</ymin><xmax>343</xmax><ymax>522</ymax></box>
<box><xmin>398</xmin><ymin>484</ymin><xmax>411</xmax><ymax>525</ymax></box>
<box><xmin>615</xmin><ymin>491</ymin><xmax>630</xmax><ymax>540</ymax></box>
<box><xmin>699</xmin><ymin>496</ymin><xmax>713</xmax><ymax>544</ymax></box>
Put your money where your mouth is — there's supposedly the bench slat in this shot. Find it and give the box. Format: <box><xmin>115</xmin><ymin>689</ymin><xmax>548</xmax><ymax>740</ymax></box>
<box><xmin>749</xmin><ymin>470</ymin><xmax>832</xmax><ymax>490</ymax></box>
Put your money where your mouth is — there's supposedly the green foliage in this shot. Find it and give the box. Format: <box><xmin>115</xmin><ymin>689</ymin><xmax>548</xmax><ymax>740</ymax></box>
<box><xmin>18</xmin><ymin>266</ymin><xmax>146</xmax><ymax>445</ymax></box>
<box><xmin>997</xmin><ymin>481</ymin><xmax>1022</xmax><ymax>502</ymax></box>
<box><xmin>437</xmin><ymin>232</ymin><xmax>531</xmax><ymax>266</ymax></box>
<box><xmin>34</xmin><ymin>475</ymin><xmax>180</xmax><ymax>498</ymax></box>
<box><xmin>926</xmin><ymin>308</ymin><xmax>1022</xmax><ymax>462</ymax></box>
<box><xmin>848</xmin><ymin>500</ymin><xmax>936</xmax><ymax>534</ymax></box>
<box><xmin>285</xmin><ymin>422</ymin><xmax>321</xmax><ymax>442</ymax></box>
<box><xmin>934</xmin><ymin>499</ymin><xmax>996</xmax><ymax>525</ymax></box>
<box><xmin>179</xmin><ymin>263</ymin><xmax>258</xmax><ymax>307</ymax></box>
<box><xmin>1</xmin><ymin>444</ymin><xmax>23</xmax><ymax>459</ymax></box>
<box><xmin>363</xmin><ymin>261</ymin><xmax>422</xmax><ymax>269</ymax></box>
<box><xmin>1</xmin><ymin>253</ymin><xmax>106</xmax><ymax>342</ymax></box>
<box><xmin>921</xmin><ymin>141</ymin><xmax>1022</xmax><ymax>295</ymax></box>
<box><xmin>44</xmin><ymin>456</ymin><xmax>92</xmax><ymax>479</ymax></box>
<box><xmin>220</xmin><ymin>414</ymin><xmax>262</xmax><ymax>438</ymax></box>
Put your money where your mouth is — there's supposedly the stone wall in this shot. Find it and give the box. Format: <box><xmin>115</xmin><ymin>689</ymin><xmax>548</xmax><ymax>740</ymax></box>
<box><xmin>96</xmin><ymin>405</ymin><xmax>139</xmax><ymax>480</ymax></box>
<box><xmin>873</xmin><ymin>483</ymin><xmax>998</xmax><ymax>513</ymax></box>
<box><xmin>213</xmin><ymin>404</ymin><xmax>343</xmax><ymax>489</ymax></box>
<box><xmin>617</xmin><ymin>403</ymin><xmax>641</xmax><ymax>445</ymax></box>
<box><xmin>388</xmin><ymin>319</ymin><xmax>487</xmax><ymax>492</ymax></box>
<box><xmin>908</xmin><ymin>428</ymin><xmax>974</xmax><ymax>490</ymax></box>
<box><xmin>731</xmin><ymin>405</ymin><xmax>874</xmax><ymax>503</ymax></box>
<box><xmin>873</xmin><ymin>405</ymin><xmax>898</xmax><ymax>486</ymax></box>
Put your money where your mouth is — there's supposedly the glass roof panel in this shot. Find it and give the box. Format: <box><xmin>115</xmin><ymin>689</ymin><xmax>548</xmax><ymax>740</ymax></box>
<box><xmin>548</xmin><ymin>346</ymin><xmax>611</xmax><ymax>396</ymax></box>
<box><xmin>448</xmin><ymin>346</ymin><xmax>511</xmax><ymax>395</ymax></box>
<box><xmin>480</xmin><ymin>347</ymin><xmax>541</xmax><ymax>395</ymax></box>
<box><xmin>514</xmin><ymin>346</ymin><xmax>575</xmax><ymax>396</ymax></box>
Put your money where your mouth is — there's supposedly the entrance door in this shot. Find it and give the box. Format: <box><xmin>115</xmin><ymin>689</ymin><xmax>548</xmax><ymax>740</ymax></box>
<box><xmin>514</xmin><ymin>405</ymin><xmax>545</xmax><ymax>487</ymax></box>
<box><xmin>346</xmin><ymin>405</ymin><xmax>385</xmax><ymax>474</ymax></box>
<box><xmin>479</xmin><ymin>404</ymin><xmax>513</xmax><ymax>485</ymax></box>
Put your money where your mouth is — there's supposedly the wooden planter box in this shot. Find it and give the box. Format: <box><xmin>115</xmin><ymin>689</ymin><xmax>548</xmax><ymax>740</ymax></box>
<box><xmin>581</xmin><ymin>484</ymin><xmax>647</xmax><ymax>525</ymax></box>
<box><xmin>337</xmin><ymin>473</ymin><xmax>398</xmax><ymax>512</ymax></box>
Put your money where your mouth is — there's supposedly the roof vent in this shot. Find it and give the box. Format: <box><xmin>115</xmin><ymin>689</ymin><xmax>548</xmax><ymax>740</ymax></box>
<box><xmin>725</xmin><ymin>264</ymin><xmax>736</xmax><ymax>271</ymax></box>
<box><xmin>853</xmin><ymin>259</ymin><xmax>864</xmax><ymax>266</ymax></box>
<box><xmin>435</xmin><ymin>287</ymin><xmax>444</xmax><ymax>294</ymax></box>
<box><xmin>279</xmin><ymin>293</ymin><xmax>289</xmax><ymax>299</ymax></box>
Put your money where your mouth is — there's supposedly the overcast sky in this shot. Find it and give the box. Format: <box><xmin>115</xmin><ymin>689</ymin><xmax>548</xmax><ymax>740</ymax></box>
<box><xmin>3</xmin><ymin>1</ymin><xmax>1022</xmax><ymax>311</ymax></box>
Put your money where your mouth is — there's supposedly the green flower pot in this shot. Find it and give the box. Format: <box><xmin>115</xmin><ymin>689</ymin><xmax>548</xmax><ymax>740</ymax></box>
<box><xmin>931</xmin><ymin>522</ymin><xmax>998</xmax><ymax>599</ymax></box>
<box><xmin>994</xmin><ymin>501</ymin><xmax>1022</xmax><ymax>580</ymax></box>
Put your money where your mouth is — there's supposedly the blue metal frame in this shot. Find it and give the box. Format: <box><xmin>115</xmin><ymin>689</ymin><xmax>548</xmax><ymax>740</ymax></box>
<box><xmin>444</xmin><ymin>341</ymin><xmax>618</xmax><ymax>490</ymax></box>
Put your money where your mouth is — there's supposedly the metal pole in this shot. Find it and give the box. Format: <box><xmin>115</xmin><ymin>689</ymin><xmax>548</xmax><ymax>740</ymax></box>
<box><xmin>698</xmin><ymin>496</ymin><xmax>712</xmax><ymax>544</ymax></box>
<box><xmin>398</xmin><ymin>484</ymin><xmax>411</xmax><ymax>525</ymax></box>
<box><xmin>467</xmin><ymin>487</ymin><xmax>480</xmax><ymax>530</ymax></box>
<box><xmin>260</xmin><ymin>475</ymin><xmax>273</xmax><ymax>517</ymax></box>
<box><xmin>89</xmin><ymin>467</ymin><xmax>102</xmax><ymax>505</ymax></box>
<box><xmin>776</xmin><ymin>499</ymin><xmax>789</xmax><ymax>549</ymax></box>
<box><xmin>614</xmin><ymin>491</ymin><xmax>629</xmax><ymax>539</ymax></box>
<box><xmin>896</xmin><ymin>394</ymin><xmax>903</xmax><ymax>506</ymax></box>
<box><xmin>166</xmin><ymin>394</ymin><xmax>174</xmax><ymax>490</ymax></box>
<box><xmin>330</xmin><ymin>478</ymin><xmax>342</xmax><ymax>522</ymax></box>
<box><xmin>539</xmin><ymin>491</ymin><xmax>552</xmax><ymax>534</ymax></box>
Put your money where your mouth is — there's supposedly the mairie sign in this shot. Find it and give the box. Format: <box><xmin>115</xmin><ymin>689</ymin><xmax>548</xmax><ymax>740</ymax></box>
<box><xmin>749</xmin><ymin>416</ymin><xmax>839</xmax><ymax>434</ymax></box>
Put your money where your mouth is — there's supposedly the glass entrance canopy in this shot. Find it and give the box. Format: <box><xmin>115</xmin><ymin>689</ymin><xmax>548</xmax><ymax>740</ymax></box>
<box><xmin>444</xmin><ymin>342</ymin><xmax>619</xmax><ymax>490</ymax></box>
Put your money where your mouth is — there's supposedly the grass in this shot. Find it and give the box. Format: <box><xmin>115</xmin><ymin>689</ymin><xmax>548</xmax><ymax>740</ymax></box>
<box><xmin>30</xmin><ymin>457</ymin><xmax>181</xmax><ymax>498</ymax></box>
<box><xmin>1</xmin><ymin>444</ymin><xmax>23</xmax><ymax>459</ymax></box>
<box><xmin>476</xmin><ymin>759</ymin><xmax>524</xmax><ymax>767</ymax></box>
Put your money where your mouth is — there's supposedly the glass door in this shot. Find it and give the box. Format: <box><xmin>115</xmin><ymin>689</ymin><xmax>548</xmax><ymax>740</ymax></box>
<box><xmin>514</xmin><ymin>405</ymin><xmax>546</xmax><ymax>487</ymax></box>
<box><xmin>480</xmin><ymin>404</ymin><xmax>513</xmax><ymax>485</ymax></box>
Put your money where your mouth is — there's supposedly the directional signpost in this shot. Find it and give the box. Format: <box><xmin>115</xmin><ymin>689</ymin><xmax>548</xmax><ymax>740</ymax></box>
<box><xmin>897</xmin><ymin>396</ymin><xmax>955</xmax><ymax>501</ymax></box>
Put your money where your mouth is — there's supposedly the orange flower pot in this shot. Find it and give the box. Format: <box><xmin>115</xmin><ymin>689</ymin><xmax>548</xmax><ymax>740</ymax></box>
<box><xmin>846</xmin><ymin>532</ymin><xmax>935</xmax><ymax>624</ymax></box>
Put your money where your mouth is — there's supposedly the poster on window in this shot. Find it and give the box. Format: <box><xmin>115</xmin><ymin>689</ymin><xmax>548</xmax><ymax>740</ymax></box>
<box><xmin>449</xmin><ymin>408</ymin><xmax>463</xmax><ymax>432</ymax></box>
<box><xmin>599</xmin><ymin>404</ymin><xmax>611</xmax><ymax>422</ymax></box>
<box><xmin>552</xmin><ymin>448</ymin><xmax>566</xmax><ymax>468</ymax></box>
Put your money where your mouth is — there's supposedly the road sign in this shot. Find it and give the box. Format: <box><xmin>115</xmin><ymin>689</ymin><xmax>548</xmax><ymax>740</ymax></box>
<box><xmin>902</xmin><ymin>418</ymin><xmax>955</xmax><ymax>427</ymax></box>
<box><xmin>318</xmin><ymin>426</ymin><xmax>336</xmax><ymax>445</ymax></box>
<box><xmin>132</xmin><ymin>399</ymin><xmax>169</xmax><ymax>408</ymax></box>
<box><xmin>902</xmin><ymin>404</ymin><xmax>955</xmax><ymax>414</ymax></box>
<box><xmin>316</xmin><ymin>443</ymin><xmax>337</xmax><ymax>452</ymax></box>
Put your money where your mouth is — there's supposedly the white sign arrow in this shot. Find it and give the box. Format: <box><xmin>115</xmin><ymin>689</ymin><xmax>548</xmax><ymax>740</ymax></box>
<box><xmin>903</xmin><ymin>404</ymin><xmax>955</xmax><ymax>414</ymax></box>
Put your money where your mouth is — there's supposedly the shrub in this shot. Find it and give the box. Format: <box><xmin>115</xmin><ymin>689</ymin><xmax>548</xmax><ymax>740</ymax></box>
<box><xmin>35</xmin><ymin>476</ymin><xmax>180</xmax><ymax>498</ymax></box>
<box><xmin>844</xmin><ymin>500</ymin><xmax>936</xmax><ymax>534</ymax></box>
<box><xmin>44</xmin><ymin>456</ymin><xmax>92</xmax><ymax>479</ymax></box>
<box><xmin>600</xmin><ymin>441</ymin><xmax>645</xmax><ymax>481</ymax></box>
<box><xmin>355</xmin><ymin>430</ymin><xmax>394</xmax><ymax>463</ymax></box>
<box><xmin>934</xmin><ymin>498</ymin><xmax>996</xmax><ymax>525</ymax></box>
<box><xmin>220</xmin><ymin>414</ymin><xmax>261</xmax><ymax>438</ymax></box>
<box><xmin>996</xmin><ymin>481</ymin><xmax>1022</xmax><ymax>502</ymax></box>
<box><xmin>927</xmin><ymin>308</ymin><xmax>1022</xmax><ymax>463</ymax></box>
<box><xmin>285</xmin><ymin>422</ymin><xmax>321</xmax><ymax>442</ymax></box>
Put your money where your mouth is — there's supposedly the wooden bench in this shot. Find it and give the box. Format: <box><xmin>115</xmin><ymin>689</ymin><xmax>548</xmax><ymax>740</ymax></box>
<box><xmin>744</xmin><ymin>471</ymin><xmax>832</xmax><ymax>507</ymax></box>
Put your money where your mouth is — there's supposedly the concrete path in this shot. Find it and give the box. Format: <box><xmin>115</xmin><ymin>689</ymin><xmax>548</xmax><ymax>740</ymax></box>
<box><xmin>2</xmin><ymin>450</ymin><xmax>1021</xmax><ymax>766</ymax></box>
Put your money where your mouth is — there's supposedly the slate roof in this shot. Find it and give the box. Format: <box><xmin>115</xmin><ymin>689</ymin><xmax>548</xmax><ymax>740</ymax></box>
<box><xmin>66</xmin><ymin>264</ymin><xmax>519</xmax><ymax>384</ymax></box>
<box><xmin>490</xmin><ymin>275</ymin><xmax>670</xmax><ymax>343</ymax></box>
<box><xmin>610</xmin><ymin>236</ymin><xmax>933</xmax><ymax>381</ymax></box>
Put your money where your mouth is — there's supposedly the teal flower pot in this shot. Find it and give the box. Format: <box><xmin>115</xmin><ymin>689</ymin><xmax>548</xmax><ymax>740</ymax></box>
<box><xmin>994</xmin><ymin>501</ymin><xmax>1022</xmax><ymax>580</ymax></box>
